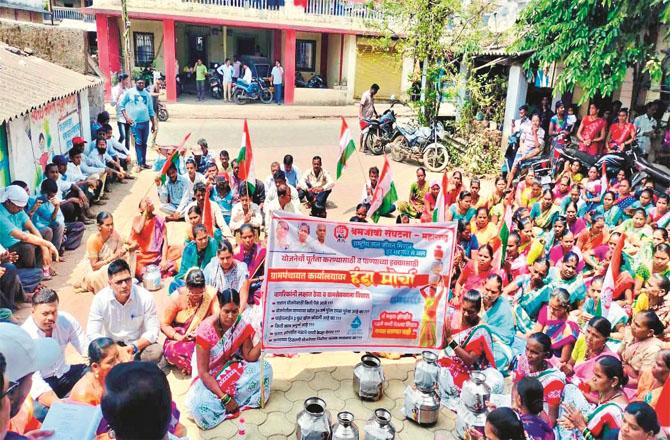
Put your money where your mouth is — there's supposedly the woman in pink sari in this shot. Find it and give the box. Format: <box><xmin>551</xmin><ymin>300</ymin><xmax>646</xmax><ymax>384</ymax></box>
<box><xmin>186</xmin><ymin>288</ymin><xmax>272</xmax><ymax>430</ymax></box>
<box><xmin>161</xmin><ymin>268</ymin><xmax>219</xmax><ymax>374</ymax></box>
<box><xmin>576</xmin><ymin>103</ymin><xmax>607</xmax><ymax>156</ymax></box>
<box><xmin>234</xmin><ymin>223</ymin><xmax>266</xmax><ymax>305</ymax></box>
<box><xmin>420</xmin><ymin>179</ymin><xmax>441</xmax><ymax>223</ymax></box>
<box><xmin>453</xmin><ymin>244</ymin><xmax>504</xmax><ymax>304</ymax></box>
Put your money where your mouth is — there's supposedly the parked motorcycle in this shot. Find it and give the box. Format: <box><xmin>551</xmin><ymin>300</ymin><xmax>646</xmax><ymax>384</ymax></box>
<box><xmin>363</xmin><ymin>101</ymin><xmax>400</xmax><ymax>155</ymax></box>
<box><xmin>209</xmin><ymin>75</ymin><xmax>223</xmax><ymax>99</ymax></box>
<box><xmin>295</xmin><ymin>72</ymin><xmax>326</xmax><ymax>88</ymax></box>
<box><xmin>232</xmin><ymin>78</ymin><xmax>273</xmax><ymax>104</ymax></box>
<box><xmin>388</xmin><ymin>120</ymin><xmax>449</xmax><ymax>172</ymax></box>
<box><xmin>157</xmin><ymin>102</ymin><xmax>169</xmax><ymax>122</ymax></box>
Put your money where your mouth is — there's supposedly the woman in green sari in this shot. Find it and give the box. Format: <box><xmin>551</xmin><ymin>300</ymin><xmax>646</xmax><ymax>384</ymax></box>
<box><xmin>530</xmin><ymin>190</ymin><xmax>561</xmax><ymax>233</ymax></box>
<box><xmin>397</xmin><ymin>167</ymin><xmax>429</xmax><ymax>219</ymax></box>
<box><xmin>169</xmin><ymin>223</ymin><xmax>218</xmax><ymax>294</ymax></box>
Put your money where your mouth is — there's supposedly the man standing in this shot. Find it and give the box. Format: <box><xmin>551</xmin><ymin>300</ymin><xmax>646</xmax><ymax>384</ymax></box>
<box><xmin>297</xmin><ymin>155</ymin><xmax>334</xmax><ymax>218</ymax></box>
<box><xmin>87</xmin><ymin>259</ymin><xmax>163</xmax><ymax>363</ymax></box>
<box><xmin>111</xmin><ymin>73</ymin><xmax>130</xmax><ymax>151</ymax></box>
<box><xmin>271</xmin><ymin>60</ymin><xmax>284</xmax><ymax>105</ymax></box>
<box><xmin>538</xmin><ymin>96</ymin><xmax>554</xmax><ymax>137</ymax></box>
<box><xmin>194</xmin><ymin>59</ymin><xmax>208</xmax><ymax>102</ymax></box>
<box><xmin>358</xmin><ymin>83</ymin><xmax>379</xmax><ymax>152</ymax></box>
<box><xmin>634</xmin><ymin>101</ymin><xmax>659</xmax><ymax>158</ymax></box>
<box><xmin>21</xmin><ymin>289</ymin><xmax>87</xmax><ymax>409</ymax></box>
<box><xmin>232</xmin><ymin>56</ymin><xmax>241</xmax><ymax>84</ymax></box>
<box><xmin>119</xmin><ymin>79</ymin><xmax>156</xmax><ymax>170</ymax></box>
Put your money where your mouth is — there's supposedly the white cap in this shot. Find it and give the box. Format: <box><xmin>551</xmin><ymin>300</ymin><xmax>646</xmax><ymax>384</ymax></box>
<box><xmin>0</xmin><ymin>323</ymin><xmax>60</xmax><ymax>382</ymax></box>
<box><xmin>1</xmin><ymin>185</ymin><xmax>29</xmax><ymax>208</ymax></box>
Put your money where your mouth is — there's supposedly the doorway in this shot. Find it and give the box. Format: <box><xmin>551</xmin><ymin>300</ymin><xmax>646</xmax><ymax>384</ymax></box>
<box><xmin>236</xmin><ymin>37</ymin><xmax>255</xmax><ymax>56</ymax></box>
<box><xmin>188</xmin><ymin>34</ymin><xmax>208</xmax><ymax>67</ymax></box>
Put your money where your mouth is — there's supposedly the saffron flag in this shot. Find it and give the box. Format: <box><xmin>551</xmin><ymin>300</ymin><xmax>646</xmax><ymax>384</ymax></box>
<box><xmin>336</xmin><ymin>117</ymin><xmax>356</xmax><ymax>179</ymax></box>
<box><xmin>432</xmin><ymin>172</ymin><xmax>449</xmax><ymax>223</ymax></box>
<box><xmin>203</xmin><ymin>185</ymin><xmax>214</xmax><ymax>237</ymax></box>
<box><xmin>368</xmin><ymin>156</ymin><xmax>398</xmax><ymax>223</ymax></box>
<box><xmin>597</xmin><ymin>232</ymin><xmax>626</xmax><ymax>318</ymax></box>
<box><xmin>236</xmin><ymin>120</ymin><xmax>256</xmax><ymax>194</ymax></box>
<box><xmin>159</xmin><ymin>132</ymin><xmax>191</xmax><ymax>184</ymax></box>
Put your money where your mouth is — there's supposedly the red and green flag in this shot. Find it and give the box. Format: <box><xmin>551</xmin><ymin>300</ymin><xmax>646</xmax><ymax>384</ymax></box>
<box><xmin>236</xmin><ymin>120</ymin><xmax>256</xmax><ymax>194</ymax></box>
<box><xmin>159</xmin><ymin>132</ymin><xmax>191</xmax><ymax>184</ymax></box>
<box><xmin>368</xmin><ymin>156</ymin><xmax>398</xmax><ymax>223</ymax></box>
<box><xmin>336</xmin><ymin>117</ymin><xmax>356</xmax><ymax>179</ymax></box>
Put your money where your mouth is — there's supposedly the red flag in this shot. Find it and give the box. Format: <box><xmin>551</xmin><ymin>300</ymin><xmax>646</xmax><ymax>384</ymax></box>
<box><xmin>203</xmin><ymin>185</ymin><xmax>214</xmax><ymax>237</ymax></box>
<box><xmin>657</xmin><ymin>376</ymin><xmax>670</xmax><ymax>428</ymax></box>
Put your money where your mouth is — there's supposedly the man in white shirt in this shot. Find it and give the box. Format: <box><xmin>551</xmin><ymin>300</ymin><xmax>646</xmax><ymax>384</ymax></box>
<box><xmin>264</xmin><ymin>161</ymin><xmax>281</xmax><ymax>192</ymax></box>
<box><xmin>111</xmin><ymin>72</ymin><xmax>130</xmax><ymax>151</ymax></box>
<box><xmin>634</xmin><ymin>101</ymin><xmax>659</xmax><ymax>157</ymax></box>
<box><xmin>265</xmin><ymin>170</ymin><xmax>299</xmax><ymax>205</ymax></box>
<box><xmin>229</xmin><ymin>186</ymin><xmax>262</xmax><ymax>234</ymax></box>
<box><xmin>21</xmin><ymin>288</ymin><xmax>87</xmax><ymax>407</ymax></box>
<box><xmin>297</xmin><ymin>155</ymin><xmax>334</xmax><ymax>217</ymax></box>
<box><xmin>100</xmin><ymin>124</ymin><xmax>133</xmax><ymax>173</ymax></box>
<box><xmin>86</xmin><ymin>259</ymin><xmax>163</xmax><ymax>363</ymax></box>
<box><xmin>265</xmin><ymin>184</ymin><xmax>299</xmax><ymax>227</ymax></box>
<box><xmin>241</xmin><ymin>64</ymin><xmax>253</xmax><ymax>85</ymax></box>
<box><xmin>271</xmin><ymin>60</ymin><xmax>284</xmax><ymax>105</ymax></box>
<box><xmin>184</xmin><ymin>158</ymin><xmax>206</xmax><ymax>204</ymax></box>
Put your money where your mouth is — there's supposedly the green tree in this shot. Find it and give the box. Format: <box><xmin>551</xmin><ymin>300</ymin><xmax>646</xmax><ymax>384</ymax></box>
<box><xmin>377</xmin><ymin>0</ymin><xmax>497</xmax><ymax>125</ymax></box>
<box><xmin>514</xmin><ymin>0</ymin><xmax>670</xmax><ymax>105</ymax></box>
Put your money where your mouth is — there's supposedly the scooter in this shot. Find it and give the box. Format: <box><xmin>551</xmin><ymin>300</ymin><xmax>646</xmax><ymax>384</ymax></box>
<box><xmin>388</xmin><ymin>120</ymin><xmax>449</xmax><ymax>172</ymax></box>
<box><xmin>232</xmin><ymin>78</ymin><xmax>273</xmax><ymax>105</ymax></box>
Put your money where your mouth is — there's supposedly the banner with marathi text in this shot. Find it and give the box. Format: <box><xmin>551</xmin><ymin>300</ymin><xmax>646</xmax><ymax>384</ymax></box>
<box><xmin>261</xmin><ymin>212</ymin><xmax>457</xmax><ymax>353</ymax></box>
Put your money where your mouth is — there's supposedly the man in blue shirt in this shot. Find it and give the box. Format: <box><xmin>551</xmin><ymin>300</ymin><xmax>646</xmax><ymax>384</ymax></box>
<box><xmin>282</xmin><ymin>154</ymin><xmax>301</xmax><ymax>189</ymax></box>
<box><xmin>119</xmin><ymin>79</ymin><xmax>156</xmax><ymax>169</ymax></box>
<box><xmin>0</xmin><ymin>185</ymin><xmax>58</xmax><ymax>271</ymax></box>
<box><xmin>154</xmin><ymin>164</ymin><xmax>190</xmax><ymax>221</ymax></box>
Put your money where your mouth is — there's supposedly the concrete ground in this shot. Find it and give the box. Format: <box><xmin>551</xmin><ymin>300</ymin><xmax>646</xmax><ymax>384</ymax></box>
<box><xmin>25</xmin><ymin>116</ymin><xmax>471</xmax><ymax>439</ymax></box>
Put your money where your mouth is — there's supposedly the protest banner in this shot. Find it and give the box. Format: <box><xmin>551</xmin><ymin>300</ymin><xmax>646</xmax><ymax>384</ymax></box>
<box><xmin>261</xmin><ymin>211</ymin><xmax>457</xmax><ymax>353</ymax></box>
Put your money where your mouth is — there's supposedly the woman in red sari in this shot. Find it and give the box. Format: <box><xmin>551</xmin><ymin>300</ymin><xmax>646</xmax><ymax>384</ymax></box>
<box><xmin>420</xmin><ymin>179</ymin><xmax>442</xmax><ymax>223</ymax></box>
<box><xmin>607</xmin><ymin>109</ymin><xmax>636</xmax><ymax>153</ymax></box>
<box><xmin>130</xmin><ymin>197</ymin><xmax>181</xmax><ymax>279</ymax></box>
<box><xmin>576</xmin><ymin>103</ymin><xmax>607</xmax><ymax>156</ymax></box>
<box><xmin>438</xmin><ymin>289</ymin><xmax>503</xmax><ymax>409</ymax></box>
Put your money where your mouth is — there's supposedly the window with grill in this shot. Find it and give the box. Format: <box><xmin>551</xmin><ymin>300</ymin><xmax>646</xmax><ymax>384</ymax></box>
<box><xmin>134</xmin><ymin>32</ymin><xmax>154</xmax><ymax>67</ymax></box>
<box><xmin>296</xmin><ymin>39</ymin><xmax>316</xmax><ymax>72</ymax></box>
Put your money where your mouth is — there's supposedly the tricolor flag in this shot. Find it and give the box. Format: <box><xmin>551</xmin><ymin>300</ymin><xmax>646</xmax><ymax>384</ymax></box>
<box><xmin>656</xmin><ymin>210</ymin><xmax>670</xmax><ymax>229</ymax></box>
<box><xmin>368</xmin><ymin>156</ymin><xmax>398</xmax><ymax>223</ymax></box>
<box><xmin>203</xmin><ymin>185</ymin><xmax>214</xmax><ymax>237</ymax></box>
<box><xmin>600</xmin><ymin>163</ymin><xmax>608</xmax><ymax>197</ymax></box>
<box><xmin>597</xmin><ymin>232</ymin><xmax>625</xmax><ymax>318</ymax></box>
<box><xmin>236</xmin><ymin>120</ymin><xmax>256</xmax><ymax>194</ymax></box>
<box><xmin>492</xmin><ymin>205</ymin><xmax>513</xmax><ymax>269</ymax></box>
<box><xmin>336</xmin><ymin>117</ymin><xmax>356</xmax><ymax>179</ymax></box>
<box><xmin>432</xmin><ymin>172</ymin><xmax>449</xmax><ymax>223</ymax></box>
<box><xmin>159</xmin><ymin>132</ymin><xmax>191</xmax><ymax>184</ymax></box>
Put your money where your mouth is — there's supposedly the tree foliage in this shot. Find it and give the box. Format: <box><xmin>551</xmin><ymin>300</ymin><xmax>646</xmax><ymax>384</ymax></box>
<box><xmin>514</xmin><ymin>0</ymin><xmax>670</xmax><ymax>104</ymax></box>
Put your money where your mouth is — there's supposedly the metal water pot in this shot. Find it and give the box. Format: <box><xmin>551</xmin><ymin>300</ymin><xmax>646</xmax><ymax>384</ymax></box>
<box><xmin>403</xmin><ymin>385</ymin><xmax>440</xmax><ymax>426</ymax></box>
<box><xmin>332</xmin><ymin>411</ymin><xmax>359</xmax><ymax>440</ymax></box>
<box><xmin>461</xmin><ymin>371</ymin><xmax>491</xmax><ymax>413</ymax></box>
<box><xmin>142</xmin><ymin>265</ymin><xmax>162</xmax><ymax>291</ymax></box>
<box><xmin>414</xmin><ymin>350</ymin><xmax>439</xmax><ymax>391</ymax></box>
<box><xmin>363</xmin><ymin>408</ymin><xmax>395</xmax><ymax>440</ymax></box>
<box><xmin>352</xmin><ymin>354</ymin><xmax>384</xmax><ymax>401</ymax></box>
<box><xmin>296</xmin><ymin>397</ymin><xmax>332</xmax><ymax>440</ymax></box>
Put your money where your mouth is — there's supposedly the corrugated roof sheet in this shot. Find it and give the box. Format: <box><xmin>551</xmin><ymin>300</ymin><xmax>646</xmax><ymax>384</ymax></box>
<box><xmin>0</xmin><ymin>44</ymin><xmax>103</xmax><ymax>124</ymax></box>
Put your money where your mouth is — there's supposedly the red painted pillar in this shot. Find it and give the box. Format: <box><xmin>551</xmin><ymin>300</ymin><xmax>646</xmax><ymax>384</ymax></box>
<box><xmin>108</xmin><ymin>17</ymin><xmax>121</xmax><ymax>73</ymax></box>
<box><xmin>163</xmin><ymin>19</ymin><xmax>177</xmax><ymax>102</ymax></box>
<box><xmin>283</xmin><ymin>29</ymin><xmax>296</xmax><ymax>105</ymax></box>
<box><xmin>95</xmin><ymin>14</ymin><xmax>112</xmax><ymax>100</ymax></box>
<box><xmin>273</xmin><ymin>30</ymin><xmax>282</xmax><ymax>63</ymax></box>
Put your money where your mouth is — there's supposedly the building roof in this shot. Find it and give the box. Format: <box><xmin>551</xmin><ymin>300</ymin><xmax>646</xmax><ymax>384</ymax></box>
<box><xmin>0</xmin><ymin>44</ymin><xmax>103</xmax><ymax>124</ymax></box>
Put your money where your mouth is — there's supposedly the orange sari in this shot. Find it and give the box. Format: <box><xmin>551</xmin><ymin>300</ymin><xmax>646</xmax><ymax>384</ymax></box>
<box><xmin>130</xmin><ymin>215</ymin><xmax>181</xmax><ymax>278</ymax></box>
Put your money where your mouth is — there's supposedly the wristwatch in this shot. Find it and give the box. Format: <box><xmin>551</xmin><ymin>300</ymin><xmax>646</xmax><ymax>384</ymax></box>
<box><xmin>448</xmin><ymin>339</ymin><xmax>459</xmax><ymax>350</ymax></box>
<box><xmin>131</xmin><ymin>343</ymin><xmax>139</xmax><ymax>355</ymax></box>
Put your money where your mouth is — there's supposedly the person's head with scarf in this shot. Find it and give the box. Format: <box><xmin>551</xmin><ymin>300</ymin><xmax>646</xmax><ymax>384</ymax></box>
<box><xmin>428</xmin><ymin>179</ymin><xmax>441</xmax><ymax>201</ymax></box>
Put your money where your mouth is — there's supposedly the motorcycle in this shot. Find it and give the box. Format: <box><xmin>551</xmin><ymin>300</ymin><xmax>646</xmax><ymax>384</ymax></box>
<box><xmin>362</xmin><ymin>101</ymin><xmax>399</xmax><ymax>155</ymax></box>
<box><xmin>209</xmin><ymin>75</ymin><xmax>223</xmax><ymax>99</ymax></box>
<box><xmin>388</xmin><ymin>120</ymin><xmax>449</xmax><ymax>172</ymax></box>
<box><xmin>295</xmin><ymin>72</ymin><xmax>326</xmax><ymax>88</ymax></box>
<box><xmin>232</xmin><ymin>78</ymin><xmax>273</xmax><ymax>105</ymax></box>
<box><xmin>157</xmin><ymin>102</ymin><xmax>169</xmax><ymax>122</ymax></box>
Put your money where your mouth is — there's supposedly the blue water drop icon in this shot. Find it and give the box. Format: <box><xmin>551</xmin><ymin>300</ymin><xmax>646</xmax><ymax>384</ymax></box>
<box><xmin>351</xmin><ymin>316</ymin><xmax>362</xmax><ymax>329</ymax></box>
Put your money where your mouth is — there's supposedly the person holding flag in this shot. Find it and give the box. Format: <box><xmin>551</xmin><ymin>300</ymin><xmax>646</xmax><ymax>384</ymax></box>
<box><xmin>368</xmin><ymin>156</ymin><xmax>398</xmax><ymax>223</ymax></box>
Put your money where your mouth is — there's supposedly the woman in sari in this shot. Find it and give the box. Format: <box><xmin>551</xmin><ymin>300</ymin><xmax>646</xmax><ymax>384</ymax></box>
<box><xmin>512</xmin><ymin>332</ymin><xmax>566</xmax><ymax>427</ymax></box>
<box><xmin>234</xmin><ymin>224</ymin><xmax>265</xmax><ymax>305</ymax></box>
<box><xmin>553</xmin><ymin>176</ymin><xmax>572</xmax><ymax>205</ymax></box>
<box><xmin>620</xmin><ymin>311</ymin><xmax>665</xmax><ymax>392</ymax></box>
<box><xmin>420</xmin><ymin>180</ymin><xmax>442</xmax><ymax>223</ymax></box>
<box><xmin>633</xmin><ymin>350</ymin><xmax>670</xmax><ymax>406</ymax></box>
<box><xmin>397</xmin><ymin>167</ymin><xmax>429</xmax><ymax>219</ymax></box>
<box><xmin>633</xmin><ymin>274</ymin><xmax>670</xmax><ymax>341</ymax></box>
<box><xmin>528</xmin><ymin>288</ymin><xmax>579</xmax><ymax>364</ymax></box>
<box><xmin>549</xmin><ymin>101</ymin><xmax>570</xmax><ymax>149</ymax></box>
<box><xmin>530</xmin><ymin>190</ymin><xmax>561</xmax><ymax>233</ymax></box>
<box><xmin>594</xmin><ymin>191</ymin><xmax>623</xmax><ymax>229</ymax></box>
<box><xmin>607</xmin><ymin>109</ymin><xmax>636</xmax><ymax>153</ymax></box>
<box><xmin>514</xmin><ymin>377</ymin><xmax>556</xmax><ymax>440</ymax></box>
<box><xmin>633</xmin><ymin>244</ymin><xmax>670</xmax><ymax>298</ymax></box>
<box><xmin>516</xmin><ymin>170</ymin><xmax>537</xmax><ymax>207</ymax></box>
<box><xmin>453</xmin><ymin>244</ymin><xmax>502</xmax><ymax>302</ymax></box>
<box><xmin>471</xmin><ymin>207</ymin><xmax>497</xmax><ymax>247</ymax></box>
<box><xmin>557</xmin><ymin>355</ymin><xmax>628</xmax><ymax>440</ymax></box>
<box><xmin>549</xmin><ymin>233</ymin><xmax>585</xmax><ymax>273</ymax></box>
<box><xmin>576</xmin><ymin>103</ymin><xmax>607</xmax><ymax>156</ymax></box>
<box><xmin>487</xmin><ymin>176</ymin><xmax>507</xmax><ymax>213</ymax></box>
<box><xmin>614</xmin><ymin>179</ymin><xmax>637</xmax><ymax>216</ymax></box>
<box><xmin>469</xmin><ymin>178</ymin><xmax>482</xmax><ymax>208</ymax></box>
<box><xmin>204</xmin><ymin>239</ymin><xmax>250</xmax><ymax>307</ymax></box>
<box><xmin>75</xmin><ymin>211</ymin><xmax>131</xmax><ymax>294</ymax></box>
<box><xmin>565</xmin><ymin>201</ymin><xmax>587</xmax><ymax>236</ymax></box>
<box><xmin>505</xmin><ymin>259</ymin><xmax>552</xmax><ymax>334</ymax></box>
<box><xmin>70</xmin><ymin>337</ymin><xmax>121</xmax><ymax>406</ymax></box>
<box><xmin>649</xmin><ymin>194</ymin><xmax>669</xmax><ymax>228</ymax></box>
<box><xmin>438</xmin><ymin>290</ymin><xmax>503</xmax><ymax>409</ymax></box>
<box><xmin>130</xmin><ymin>197</ymin><xmax>181</xmax><ymax>279</ymax></box>
<box><xmin>161</xmin><ymin>268</ymin><xmax>219</xmax><ymax>375</ymax></box>
<box><xmin>418</xmin><ymin>274</ymin><xmax>446</xmax><ymax>348</ymax></box>
<box><xmin>616</xmin><ymin>209</ymin><xmax>654</xmax><ymax>249</ymax></box>
<box><xmin>446</xmin><ymin>171</ymin><xmax>464</xmax><ymax>205</ymax></box>
<box><xmin>446</xmin><ymin>190</ymin><xmax>476</xmax><ymax>223</ymax></box>
<box><xmin>577</xmin><ymin>214</ymin><xmax>608</xmax><ymax>255</ymax></box>
<box><xmin>169</xmin><ymin>224</ymin><xmax>218</xmax><ymax>294</ymax></box>
<box><xmin>186</xmin><ymin>288</ymin><xmax>272</xmax><ymax>430</ymax></box>
<box><xmin>582</xmin><ymin>167</ymin><xmax>604</xmax><ymax>215</ymax></box>
<box><xmin>577</xmin><ymin>277</ymin><xmax>627</xmax><ymax>342</ymax></box>
<box><xmin>184</xmin><ymin>205</ymin><xmax>202</xmax><ymax>243</ymax></box>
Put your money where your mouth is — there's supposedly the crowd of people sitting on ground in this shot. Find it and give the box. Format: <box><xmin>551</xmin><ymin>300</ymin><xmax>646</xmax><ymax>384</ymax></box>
<box><xmin>1</xmin><ymin>94</ymin><xmax>670</xmax><ymax>439</ymax></box>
